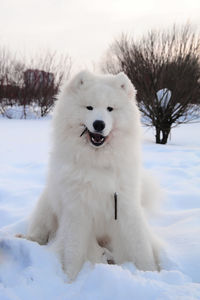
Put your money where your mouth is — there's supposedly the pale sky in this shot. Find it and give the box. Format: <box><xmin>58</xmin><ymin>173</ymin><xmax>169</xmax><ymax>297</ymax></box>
<box><xmin>0</xmin><ymin>0</ymin><xmax>200</xmax><ymax>71</ymax></box>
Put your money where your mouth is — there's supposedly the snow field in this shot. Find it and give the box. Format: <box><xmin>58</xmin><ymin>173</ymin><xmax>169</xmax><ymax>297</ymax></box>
<box><xmin>0</xmin><ymin>119</ymin><xmax>200</xmax><ymax>299</ymax></box>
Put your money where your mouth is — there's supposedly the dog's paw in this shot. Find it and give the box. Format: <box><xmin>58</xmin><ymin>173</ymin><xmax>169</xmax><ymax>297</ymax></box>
<box><xmin>102</xmin><ymin>248</ymin><xmax>115</xmax><ymax>265</ymax></box>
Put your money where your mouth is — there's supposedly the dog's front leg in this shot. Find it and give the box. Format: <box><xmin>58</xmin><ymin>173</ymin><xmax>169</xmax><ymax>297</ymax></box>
<box><xmin>115</xmin><ymin>207</ymin><xmax>160</xmax><ymax>271</ymax></box>
<box><xmin>51</xmin><ymin>211</ymin><xmax>91</xmax><ymax>281</ymax></box>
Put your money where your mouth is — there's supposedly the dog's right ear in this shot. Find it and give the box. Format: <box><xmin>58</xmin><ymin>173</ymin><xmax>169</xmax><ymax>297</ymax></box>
<box><xmin>67</xmin><ymin>70</ymin><xmax>94</xmax><ymax>92</ymax></box>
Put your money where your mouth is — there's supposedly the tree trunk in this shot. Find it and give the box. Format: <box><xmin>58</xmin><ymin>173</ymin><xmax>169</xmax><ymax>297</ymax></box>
<box><xmin>155</xmin><ymin>127</ymin><xmax>171</xmax><ymax>144</ymax></box>
<box><xmin>155</xmin><ymin>128</ymin><xmax>161</xmax><ymax>144</ymax></box>
<box><xmin>161</xmin><ymin>129</ymin><xmax>170</xmax><ymax>144</ymax></box>
<box><xmin>23</xmin><ymin>104</ymin><xmax>26</xmax><ymax>119</ymax></box>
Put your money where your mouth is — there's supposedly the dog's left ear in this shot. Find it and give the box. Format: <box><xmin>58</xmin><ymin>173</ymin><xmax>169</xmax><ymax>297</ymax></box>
<box><xmin>114</xmin><ymin>72</ymin><xmax>137</xmax><ymax>100</ymax></box>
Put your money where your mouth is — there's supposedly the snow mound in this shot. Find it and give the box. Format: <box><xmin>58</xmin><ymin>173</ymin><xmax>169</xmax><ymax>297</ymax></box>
<box><xmin>156</xmin><ymin>88</ymin><xmax>172</xmax><ymax>108</ymax></box>
<box><xmin>0</xmin><ymin>237</ymin><xmax>200</xmax><ymax>300</ymax></box>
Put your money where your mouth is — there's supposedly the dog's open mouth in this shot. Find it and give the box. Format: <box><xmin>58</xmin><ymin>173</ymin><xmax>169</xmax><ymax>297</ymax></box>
<box><xmin>80</xmin><ymin>127</ymin><xmax>107</xmax><ymax>147</ymax></box>
<box><xmin>88</xmin><ymin>131</ymin><xmax>106</xmax><ymax>147</ymax></box>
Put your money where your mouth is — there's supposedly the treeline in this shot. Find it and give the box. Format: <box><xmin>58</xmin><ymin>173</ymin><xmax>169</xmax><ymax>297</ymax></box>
<box><xmin>1</xmin><ymin>23</ymin><xmax>200</xmax><ymax>144</ymax></box>
<box><xmin>0</xmin><ymin>49</ymin><xmax>71</xmax><ymax>118</ymax></box>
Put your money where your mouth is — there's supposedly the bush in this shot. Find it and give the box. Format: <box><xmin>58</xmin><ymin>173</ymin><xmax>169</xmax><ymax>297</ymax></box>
<box><xmin>102</xmin><ymin>24</ymin><xmax>200</xmax><ymax>144</ymax></box>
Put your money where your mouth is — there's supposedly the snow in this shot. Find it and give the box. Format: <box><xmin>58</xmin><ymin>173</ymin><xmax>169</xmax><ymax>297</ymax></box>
<box><xmin>0</xmin><ymin>105</ymin><xmax>46</xmax><ymax>119</ymax></box>
<box><xmin>156</xmin><ymin>88</ymin><xmax>172</xmax><ymax>108</ymax></box>
<box><xmin>0</xmin><ymin>118</ymin><xmax>200</xmax><ymax>300</ymax></box>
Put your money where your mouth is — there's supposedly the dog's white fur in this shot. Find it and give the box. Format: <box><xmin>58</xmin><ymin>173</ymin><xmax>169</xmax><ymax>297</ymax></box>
<box><xmin>27</xmin><ymin>71</ymin><xmax>161</xmax><ymax>280</ymax></box>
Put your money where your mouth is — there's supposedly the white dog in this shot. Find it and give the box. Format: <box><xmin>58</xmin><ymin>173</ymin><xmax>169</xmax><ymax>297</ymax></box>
<box><xmin>26</xmin><ymin>71</ymin><xmax>161</xmax><ymax>280</ymax></box>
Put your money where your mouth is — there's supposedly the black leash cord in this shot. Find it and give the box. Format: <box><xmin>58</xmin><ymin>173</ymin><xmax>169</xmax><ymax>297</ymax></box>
<box><xmin>114</xmin><ymin>193</ymin><xmax>118</xmax><ymax>220</ymax></box>
<box><xmin>80</xmin><ymin>127</ymin><xmax>87</xmax><ymax>137</ymax></box>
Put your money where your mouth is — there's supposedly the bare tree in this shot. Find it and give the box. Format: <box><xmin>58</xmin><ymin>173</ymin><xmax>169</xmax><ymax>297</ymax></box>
<box><xmin>0</xmin><ymin>47</ymin><xmax>25</xmax><ymax>117</ymax></box>
<box><xmin>102</xmin><ymin>24</ymin><xmax>200</xmax><ymax>144</ymax></box>
<box><xmin>0</xmin><ymin>48</ymin><xmax>72</xmax><ymax>118</ymax></box>
<box><xmin>0</xmin><ymin>47</ymin><xmax>13</xmax><ymax>116</ymax></box>
<box><xmin>24</xmin><ymin>52</ymin><xmax>72</xmax><ymax>117</ymax></box>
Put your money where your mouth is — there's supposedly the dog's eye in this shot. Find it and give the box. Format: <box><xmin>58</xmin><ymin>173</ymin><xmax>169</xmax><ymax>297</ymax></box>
<box><xmin>86</xmin><ymin>106</ymin><xmax>93</xmax><ymax>111</ymax></box>
<box><xmin>107</xmin><ymin>107</ymin><xmax>113</xmax><ymax>112</ymax></box>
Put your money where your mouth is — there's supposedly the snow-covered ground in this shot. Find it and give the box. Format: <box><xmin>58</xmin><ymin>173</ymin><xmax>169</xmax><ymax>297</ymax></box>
<box><xmin>0</xmin><ymin>118</ymin><xmax>200</xmax><ymax>300</ymax></box>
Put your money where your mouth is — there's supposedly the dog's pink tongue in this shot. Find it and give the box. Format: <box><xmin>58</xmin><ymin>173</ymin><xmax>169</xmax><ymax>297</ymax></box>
<box><xmin>94</xmin><ymin>134</ymin><xmax>102</xmax><ymax>142</ymax></box>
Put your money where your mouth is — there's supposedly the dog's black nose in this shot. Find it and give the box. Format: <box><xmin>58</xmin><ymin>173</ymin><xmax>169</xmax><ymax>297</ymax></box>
<box><xmin>93</xmin><ymin>120</ymin><xmax>105</xmax><ymax>132</ymax></box>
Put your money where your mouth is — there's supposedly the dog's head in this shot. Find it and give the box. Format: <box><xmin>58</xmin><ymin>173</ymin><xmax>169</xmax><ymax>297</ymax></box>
<box><xmin>55</xmin><ymin>71</ymin><xmax>140</xmax><ymax>150</ymax></box>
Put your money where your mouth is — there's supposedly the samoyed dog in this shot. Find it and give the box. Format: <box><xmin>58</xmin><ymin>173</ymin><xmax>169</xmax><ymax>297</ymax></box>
<box><xmin>26</xmin><ymin>70</ymin><xmax>161</xmax><ymax>280</ymax></box>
